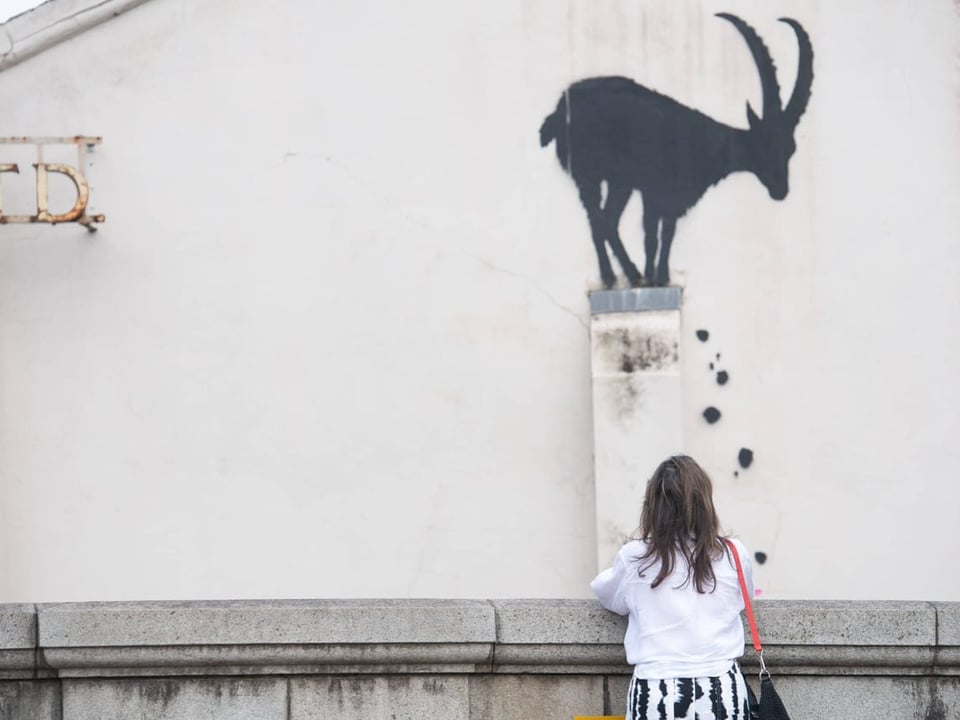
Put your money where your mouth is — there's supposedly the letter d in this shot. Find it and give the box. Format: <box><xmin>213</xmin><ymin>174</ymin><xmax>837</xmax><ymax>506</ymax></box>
<box><xmin>34</xmin><ymin>163</ymin><xmax>90</xmax><ymax>223</ymax></box>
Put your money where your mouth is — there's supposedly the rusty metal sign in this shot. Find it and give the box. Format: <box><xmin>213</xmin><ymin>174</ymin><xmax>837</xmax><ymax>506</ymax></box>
<box><xmin>0</xmin><ymin>136</ymin><xmax>105</xmax><ymax>231</ymax></box>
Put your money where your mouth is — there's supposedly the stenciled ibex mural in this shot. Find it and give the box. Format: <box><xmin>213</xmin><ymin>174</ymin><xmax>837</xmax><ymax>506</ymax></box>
<box><xmin>539</xmin><ymin>13</ymin><xmax>814</xmax><ymax>287</ymax></box>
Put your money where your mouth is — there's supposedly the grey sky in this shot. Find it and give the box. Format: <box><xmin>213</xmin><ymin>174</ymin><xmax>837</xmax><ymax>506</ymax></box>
<box><xmin>0</xmin><ymin>0</ymin><xmax>45</xmax><ymax>24</ymax></box>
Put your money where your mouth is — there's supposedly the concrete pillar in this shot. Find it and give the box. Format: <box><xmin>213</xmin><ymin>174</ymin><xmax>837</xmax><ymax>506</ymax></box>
<box><xmin>589</xmin><ymin>288</ymin><xmax>683</xmax><ymax>570</ymax></box>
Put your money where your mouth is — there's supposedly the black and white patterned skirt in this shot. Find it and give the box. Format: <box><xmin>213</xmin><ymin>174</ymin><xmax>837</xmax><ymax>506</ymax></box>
<box><xmin>626</xmin><ymin>663</ymin><xmax>750</xmax><ymax>720</ymax></box>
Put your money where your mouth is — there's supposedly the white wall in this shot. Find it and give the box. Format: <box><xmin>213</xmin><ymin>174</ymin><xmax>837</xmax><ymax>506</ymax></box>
<box><xmin>0</xmin><ymin>0</ymin><xmax>957</xmax><ymax>602</ymax></box>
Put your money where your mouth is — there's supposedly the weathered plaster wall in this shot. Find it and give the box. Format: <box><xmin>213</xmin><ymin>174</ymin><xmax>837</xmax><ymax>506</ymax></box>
<box><xmin>0</xmin><ymin>0</ymin><xmax>958</xmax><ymax>602</ymax></box>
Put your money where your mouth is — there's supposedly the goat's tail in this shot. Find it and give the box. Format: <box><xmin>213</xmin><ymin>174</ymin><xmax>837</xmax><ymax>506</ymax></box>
<box><xmin>539</xmin><ymin>96</ymin><xmax>569</xmax><ymax>171</ymax></box>
<box><xmin>539</xmin><ymin>108</ymin><xmax>560</xmax><ymax>147</ymax></box>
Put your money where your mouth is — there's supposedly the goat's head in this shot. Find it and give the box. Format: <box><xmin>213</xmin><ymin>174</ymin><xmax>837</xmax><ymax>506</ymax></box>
<box><xmin>717</xmin><ymin>14</ymin><xmax>814</xmax><ymax>201</ymax></box>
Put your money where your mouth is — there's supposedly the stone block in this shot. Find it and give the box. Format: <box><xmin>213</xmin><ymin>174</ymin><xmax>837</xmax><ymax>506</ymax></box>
<box><xmin>62</xmin><ymin>677</ymin><xmax>287</xmax><ymax>719</ymax></box>
<box><xmin>468</xmin><ymin>675</ymin><xmax>604</xmax><ymax>720</ymax></box>
<box><xmin>753</xmin><ymin>600</ymin><xmax>935</xmax><ymax>646</ymax></box>
<box><xmin>0</xmin><ymin>606</ymin><xmax>35</xmax><ymax>650</ymax></box>
<box><xmin>0</xmin><ymin>605</ymin><xmax>36</xmax><ymax>680</ymax></box>
<box><xmin>605</xmin><ymin>674</ymin><xmax>633</xmax><ymax>716</ymax></box>
<box><xmin>291</xmin><ymin>675</ymin><xmax>469</xmax><ymax>720</ymax></box>
<box><xmin>604</xmin><ymin>672</ymin><xmax>633</xmax><ymax>715</ymax></box>
<box><xmin>936</xmin><ymin>602</ymin><xmax>960</xmax><ymax>646</ymax></box>
<box><xmin>493</xmin><ymin>600</ymin><xmax>624</xmax><ymax>645</ymax></box>
<box><xmin>39</xmin><ymin>599</ymin><xmax>495</xmax><ymax>646</ymax></box>
<box><xmin>491</xmin><ymin>600</ymin><xmax>627</xmax><ymax>672</ymax></box>
<box><xmin>0</xmin><ymin>681</ymin><xmax>60</xmax><ymax>720</ymax></box>
<box><xmin>760</xmin><ymin>674</ymin><xmax>960</xmax><ymax>719</ymax></box>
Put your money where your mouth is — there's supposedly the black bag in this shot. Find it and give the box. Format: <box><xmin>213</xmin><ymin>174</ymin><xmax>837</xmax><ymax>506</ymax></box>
<box><xmin>725</xmin><ymin>539</ymin><xmax>793</xmax><ymax>720</ymax></box>
<box><xmin>744</xmin><ymin>674</ymin><xmax>791</xmax><ymax>720</ymax></box>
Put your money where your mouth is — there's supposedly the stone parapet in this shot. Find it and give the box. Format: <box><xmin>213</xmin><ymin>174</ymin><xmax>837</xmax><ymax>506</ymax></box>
<box><xmin>0</xmin><ymin>599</ymin><xmax>953</xmax><ymax>678</ymax></box>
<box><xmin>0</xmin><ymin>599</ymin><xmax>956</xmax><ymax>718</ymax></box>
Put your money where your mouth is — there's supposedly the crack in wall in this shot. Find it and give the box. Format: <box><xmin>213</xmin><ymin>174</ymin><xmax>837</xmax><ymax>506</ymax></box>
<box><xmin>457</xmin><ymin>248</ymin><xmax>589</xmax><ymax>334</ymax></box>
<box><xmin>293</xmin><ymin>154</ymin><xmax>591</xmax><ymax>335</ymax></box>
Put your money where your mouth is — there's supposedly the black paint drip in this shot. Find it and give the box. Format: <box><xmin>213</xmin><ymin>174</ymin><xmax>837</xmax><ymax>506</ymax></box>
<box><xmin>716</xmin><ymin>370</ymin><xmax>729</xmax><ymax>385</ymax></box>
<box><xmin>703</xmin><ymin>407</ymin><xmax>721</xmax><ymax>424</ymax></box>
<box><xmin>738</xmin><ymin>448</ymin><xmax>753</xmax><ymax>468</ymax></box>
<box><xmin>696</xmin><ymin>329</ymin><xmax>709</xmax><ymax>342</ymax></box>
<box><xmin>754</xmin><ymin>551</ymin><xmax>768</xmax><ymax>565</ymax></box>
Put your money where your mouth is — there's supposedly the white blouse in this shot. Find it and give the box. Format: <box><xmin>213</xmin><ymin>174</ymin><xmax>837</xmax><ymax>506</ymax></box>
<box><xmin>591</xmin><ymin>537</ymin><xmax>754</xmax><ymax>680</ymax></box>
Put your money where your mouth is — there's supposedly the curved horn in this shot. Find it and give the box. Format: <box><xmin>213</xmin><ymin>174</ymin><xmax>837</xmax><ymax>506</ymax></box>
<box><xmin>715</xmin><ymin>13</ymin><xmax>781</xmax><ymax>120</ymax></box>
<box><xmin>779</xmin><ymin>17</ymin><xmax>814</xmax><ymax>127</ymax></box>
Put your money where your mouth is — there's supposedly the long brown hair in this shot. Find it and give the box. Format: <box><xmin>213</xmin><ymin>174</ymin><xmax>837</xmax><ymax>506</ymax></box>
<box><xmin>635</xmin><ymin>455</ymin><xmax>726</xmax><ymax>593</ymax></box>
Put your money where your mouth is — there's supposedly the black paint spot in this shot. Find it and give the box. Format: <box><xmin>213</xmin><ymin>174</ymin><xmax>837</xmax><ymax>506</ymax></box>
<box><xmin>716</xmin><ymin>352</ymin><xmax>721</xmax><ymax>360</ymax></box>
<box><xmin>738</xmin><ymin>448</ymin><xmax>754</xmax><ymax>468</ymax></box>
<box><xmin>709</xmin><ymin>362</ymin><xmax>714</xmax><ymax>370</ymax></box>
<box><xmin>716</xmin><ymin>370</ymin><xmax>729</xmax><ymax>385</ymax></box>
<box><xmin>754</xmin><ymin>551</ymin><xmax>768</xmax><ymax>565</ymax></box>
<box><xmin>703</xmin><ymin>407</ymin><xmax>721</xmax><ymax>424</ymax></box>
<box><xmin>696</xmin><ymin>329</ymin><xmax>709</xmax><ymax>342</ymax></box>
<box><xmin>733</xmin><ymin>470</ymin><xmax>739</xmax><ymax>478</ymax></box>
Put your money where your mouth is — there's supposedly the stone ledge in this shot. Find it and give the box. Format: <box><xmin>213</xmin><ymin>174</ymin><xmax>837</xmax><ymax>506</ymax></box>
<box><xmin>40</xmin><ymin>643</ymin><xmax>496</xmax><ymax>678</ymax></box>
<box><xmin>38</xmin><ymin>599</ymin><xmax>495</xmax><ymax>646</ymax></box>
<box><xmin>589</xmin><ymin>287</ymin><xmax>682</xmax><ymax>314</ymax></box>
<box><xmin>0</xmin><ymin>599</ymin><xmax>953</xmax><ymax>679</ymax></box>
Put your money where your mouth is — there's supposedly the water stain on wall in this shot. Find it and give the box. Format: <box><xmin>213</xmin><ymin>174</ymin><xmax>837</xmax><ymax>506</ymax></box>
<box><xmin>610</xmin><ymin>375</ymin><xmax>645</xmax><ymax>422</ymax></box>
<box><xmin>597</xmin><ymin>326</ymin><xmax>679</xmax><ymax>373</ymax></box>
<box><xmin>421</xmin><ymin>679</ymin><xmax>447</xmax><ymax>695</ymax></box>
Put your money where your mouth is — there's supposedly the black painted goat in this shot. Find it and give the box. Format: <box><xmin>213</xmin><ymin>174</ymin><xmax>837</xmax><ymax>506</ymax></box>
<box><xmin>539</xmin><ymin>14</ymin><xmax>813</xmax><ymax>287</ymax></box>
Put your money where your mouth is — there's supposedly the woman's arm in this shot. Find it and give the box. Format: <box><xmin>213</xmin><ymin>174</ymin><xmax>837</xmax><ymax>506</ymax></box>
<box><xmin>590</xmin><ymin>548</ymin><xmax>630</xmax><ymax>615</ymax></box>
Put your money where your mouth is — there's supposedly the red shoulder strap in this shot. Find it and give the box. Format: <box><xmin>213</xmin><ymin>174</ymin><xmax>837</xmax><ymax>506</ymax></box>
<box><xmin>725</xmin><ymin>538</ymin><xmax>762</xmax><ymax>654</ymax></box>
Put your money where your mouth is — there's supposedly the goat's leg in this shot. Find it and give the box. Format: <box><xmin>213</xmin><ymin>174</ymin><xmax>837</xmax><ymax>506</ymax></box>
<box><xmin>655</xmin><ymin>216</ymin><xmax>677</xmax><ymax>286</ymax></box>
<box><xmin>602</xmin><ymin>184</ymin><xmax>642</xmax><ymax>287</ymax></box>
<box><xmin>576</xmin><ymin>180</ymin><xmax>616</xmax><ymax>288</ymax></box>
<box><xmin>641</xmin><ymin>205</ymin><xmax>660</xmax><ymax>284</ymax></box>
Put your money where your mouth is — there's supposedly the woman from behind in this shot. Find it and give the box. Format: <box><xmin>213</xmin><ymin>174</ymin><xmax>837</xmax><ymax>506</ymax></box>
<box><xmin>591</xmin><ymin>455</ymin><xmax>754</xmax><ymax>720</ymax></box>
